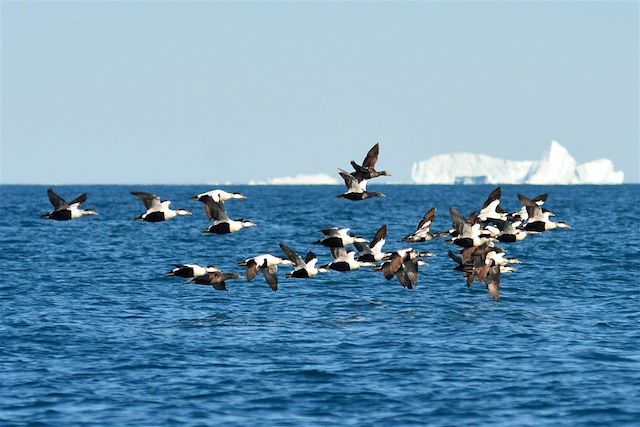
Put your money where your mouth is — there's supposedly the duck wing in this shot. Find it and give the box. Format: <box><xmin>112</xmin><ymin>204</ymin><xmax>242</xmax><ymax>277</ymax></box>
<box><xmin>370</xmin><ymin>224</ymin><xmax>387</xmax><ymax>253</ymax></box>
<box><xmin>202</xmin><ymin>196</ymin><xmax>230</xmax><ymax>222</ymax></box>
<box><xmin>131</xmin><ymin>191</ymin><xmax>162</xmax><ymax>211</ymax></box>
<box><xmin>330</xmin><ymin>246</ymin><xmax>348</xmax><ymax>260</ymax></box>
<box><xmin>69</xmin><ymin>192</ymin><xmax>88</xmax><ymax>207</ymax></box>
<box><xmin>415</xmin><ymin>207</ymin><xmax>437</xmax><ymax>233</ymax></box>
<box><xmin>338</xmin><ymin>170</ymin><xmax>362</xmax><ymax>193</ymax></box>
<box><xmin>382</xmin><ymin>252</ymin><xmax>404</xmax><ymax>280</ymax></box>
<box><xmin>262</xmin><ymin>264</ymin><xmax>279</xmax><ymax>292</ymax></box>
<box><xmin>482</xmin><ymin>187</ymin><xmax>502</xmax><ymax>209</ymax></box>
<box><xmin>397</xmin><ymin>256</ymin><xmax>419</xmax><ymax>288</ymax></box>
<box><xmin>449</xmin><ymin>207</ymin><xmax>467</xmax><ymax>235</ymax></box>
<box><xmin>279</xmin><ymin>242</ymin><xmax>304</xmax><ymax>268</ymax></box>
<box><xmin>486</xmin><ymin>266</ymin><xmax>501</xmax><ymax>301</ymax></box>
<box><xmin>362</xmin><ymin>143</ymin><xmax>379</xmax><ymax>169</ymax></box>
<box><xmin>47</xmin><ymin>188</ymin><xmax>69</xmax><ymax>210</ymax></box>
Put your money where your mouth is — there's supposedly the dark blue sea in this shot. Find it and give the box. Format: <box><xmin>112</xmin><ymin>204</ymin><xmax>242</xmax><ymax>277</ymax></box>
<box><xmin>1</xmin><ymin>184</ymin><xmax>639</xmax><ymax>426</ymax></box>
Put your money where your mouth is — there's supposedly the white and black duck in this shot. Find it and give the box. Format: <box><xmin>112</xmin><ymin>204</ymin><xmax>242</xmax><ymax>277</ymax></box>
<box><xmin>131</xmin><ymin>191</ymin><xmax>192</xmax><ymax>222</ymax></box>
<box><xmin>336</xmin><ymin>169</ymin><xmax>385</xmax><ymax>201</ymax></box>
<box><xmin>195</xmin><ymin>195</ymin><xmax>256</xmax><ymax>234</ymax></box>
<box><xmin>191</xmin><ymin>189</ymin><xmax>247</xmax><ymax>203</ymax></box>
<box><xmin>166</xmin><ymin>264</ymin><xmax>220</xmax><ymax>278</ymax></box>
<box><xmin>314</xmin><ymin>227</ymin><xmax>368</xmax><ymax>248</ymax></box>
<box><xmin>279</xmin><ymin>242</ymin><xmax>328</xmax><ymax>278</ymax></box>
<box><xmin>321</xmin><ymin>247</ymin><xmax>374</xmax><ymax>272</ymax></box>
<box><xmin>354</xmin><ymin>224</ymin><xmax>391</xmax><ymax>262</ymax></box>
<box><xmin>404</xmin><ymin>207</ymin><xmax>448</xmax><ymax>242</ymax></box>
<box><xmin>518</xmin><ymin>194</ymin><xmax>571</xmax><ymax>232</ymax></box>
<box><xmin>41</xmin><ymin>188</ymin><xmax>97</xmax><ymax>221</ymax></box>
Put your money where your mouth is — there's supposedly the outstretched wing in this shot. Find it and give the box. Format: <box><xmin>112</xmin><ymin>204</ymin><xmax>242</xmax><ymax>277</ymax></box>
<box><xmin>517</xmin><ymin>193</ymin><xmax>538</xmax><ymax>208</ymax></box>
<box><xmin>382</xmin><ymin>252</ymin><xmax>404</xmax><ymax>280</ymax></box>
<box><xmin>47</xmin><ymin>188</ymin><xmax>69</xmax><ymax>210</ymax></box>
<box><xmin>202</xmin><ymin>196</ymin><xmax>230</xmax><ymax>222</ymax></box>
<box><xmin>245</xmin><ymin>260</ymin><xmax>259</xmax><ymax>282</ymax></box>
<box><xmin>350</xmin><ymin>160</ymin><xmax>369</xmax><ymax>175</ymax></box>
<box><xmin>353</xmin><ymin>241</ymin><xmax>371</xmax><ymax>255</ymax></box>
<box><xmin>320</xmin><ymin>227</ymin><xmax>341</xmax><ymax>236</ymax></box>
<box><xmin>131</xmin><ymin>191</ymin><xmax>162</xmax><ymax>211</ymax></box>
<box><xmin>338</xmin><ymin>170</ymin><xmax>362</xmax><ymax>193</ymax></box>
<box><xmin>262</xmin><ymin>265</ymin><xmax>278</xmax><ymax>292</ymax></box>
<box><xmin>486</xmin><ymin>266</ymin><xmax>501</xmax><ymax>302</ymax></box>
<box><xmin>415</xmin><ymin>207</ymin><xmax>437</xmax><ymax>232</ymax></box>
<box><xmin>69</xmin><ymin>193</ymin><xmax>88</xmax><ymax>207</ymax></box>
<box><xmin>304</xmin><ymin>251</ymin><xmax>317</xmax><ymax>264</ymax></box>
<box><xmin>397</xmin><ymin>257</ymin><xmax>419</xmax><ymax>288</ymax></box>
<box><xmin>448</xmin><ymin>250</ymin><xmax>463</xmax><ymax>265</ymax></box>
<box><xmin>449</xmin><ymin>207</ymin><xmax>467</xmax><ymax>235</ymax></box>
<box><xmin>370</xmin><ymin>224</ymin><xmax>387</xmax><ymax>253</ymax></box>
<box><xmin>482</xmin><ymin>187</ymin><xmax>501</xmax><ymax>209</ymax></box>
<box><xmin>362</xmin><ymin>143</ymin><xmax>379</xmax><ymax>169</ymax></box>
<box><xmin>279</xmin><ymin>242</ymin><xmax>304</xmax><ymax>267</ymax></box>
<box><xmin>330</xmin><ymin>246</ymin><xmax>348</xmax><ymax>260</ymax></box>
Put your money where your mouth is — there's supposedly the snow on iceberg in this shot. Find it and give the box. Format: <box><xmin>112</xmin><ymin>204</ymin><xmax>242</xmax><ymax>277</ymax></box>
<box><xmin>411</xmin><ymin>141</ymin><xmax>624</xmax><ymax>184</ymax></box>
<box><xmin>248</xmin><ymin>173</ymin><xmax>338</xmax><ymax>185</ymax></box>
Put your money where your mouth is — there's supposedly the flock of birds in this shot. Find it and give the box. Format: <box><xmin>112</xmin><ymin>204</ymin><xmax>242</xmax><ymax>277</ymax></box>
<box><xmin>41</xmin><ymin>144</ymin><xmax>571</xmax><ymax>301</ymax></box>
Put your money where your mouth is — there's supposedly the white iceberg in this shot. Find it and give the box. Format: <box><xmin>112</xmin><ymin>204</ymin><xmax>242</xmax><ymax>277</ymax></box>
<box><xmin>249</xmin><ymin>173</ymin><xmax>338</xmax><ymax>185</ymax></box>
<box><xmin>411</xmin><ymin>141</ymin><xmax>624</xmax><ymax>184</ymax></box>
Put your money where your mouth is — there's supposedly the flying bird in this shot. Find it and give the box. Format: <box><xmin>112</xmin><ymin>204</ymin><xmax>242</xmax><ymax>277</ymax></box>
<box><xmin>131</xmin><ymin>191</ymin><xmax>192</xmax><ymax>222</ymax></box>
<box><xmin>188</xmin><ymin>271</ymin><xmax>242</xmax><ymax>291</ymax></box>
<box><xmin>41</xmin><ymin>188</ymin><xmax>97</xmax><ymax>221</ymax></box>
<box><xmin>166</xmin><ymin>264</ymin><xmax>221</xmax><ymax>278</ymax></box>
<box><xmin>279</xmin><ymin>242</ymin><xmax>328</xmax><ymax>278</ymax></box>
<box><xmin>194</xmin><ymin>195</ymin><xmax>257</xmax><ymax>234</ymax></box>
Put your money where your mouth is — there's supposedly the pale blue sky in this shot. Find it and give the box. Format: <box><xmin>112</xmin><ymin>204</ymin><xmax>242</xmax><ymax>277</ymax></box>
<box><xmin>2</xmin><ymin>1</ymin><xmax>638</xmax><ymax>184</ymax></box>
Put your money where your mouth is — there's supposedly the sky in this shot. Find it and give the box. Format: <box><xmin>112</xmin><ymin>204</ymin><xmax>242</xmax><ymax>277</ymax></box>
<box><xmin>1</xmin><ymin>1</ymin><xmax>638</xmax><ymax>184</ymax></box>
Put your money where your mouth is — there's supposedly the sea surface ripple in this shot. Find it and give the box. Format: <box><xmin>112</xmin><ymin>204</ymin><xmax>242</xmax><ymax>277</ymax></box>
<box><xmin>1</xmin><ymin>184</ymin><xmax>639</xmax><ymax>426</ymax></box>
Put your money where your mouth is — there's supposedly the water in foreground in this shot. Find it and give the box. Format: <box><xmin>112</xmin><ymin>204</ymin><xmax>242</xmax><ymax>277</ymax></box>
<box><xmin>1</xmin><ymin>184</ymin><xmax>639</xmax><ymax>426</ymax></box>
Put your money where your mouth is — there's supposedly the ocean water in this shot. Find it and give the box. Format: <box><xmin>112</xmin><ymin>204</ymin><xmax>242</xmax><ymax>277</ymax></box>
<box><xmin>1</xmin><ymin>184</ymin><xmax>638</xmax><ymax>426</ymax></box>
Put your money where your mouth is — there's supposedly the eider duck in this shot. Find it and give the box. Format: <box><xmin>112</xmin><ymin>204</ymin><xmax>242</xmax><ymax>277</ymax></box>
<box><xmin>449</xmin><ymin>207</ymin><xmax>488</xmax><ymax>248</ymax></box>
<box><xmin>166</xmin><ymin>264</ymin><xmax>220</xmax><ymax>278</ymax></box>
<box><xmin>191</xmin><ymin>189</ymin><xmax>247</xmax><ymax>203</ymax></box>
<box><xmin>238</xmin><ymin>254</ymin><xmax>293</xmax><ymax>282</ymax></box>
<box><xmin>336</xmin><ymin>170</ymin><xmax>385</xmax><ymax>201</ymax></box>
<box><xmin>518</xmin><ymin>194</ymin><xmax>571</xmax><ymax>232</ymax></box>
<box><xmin>509</xmin><ymin>193</ymin><xmax>548</xmax><ymax>222</ymax></box>
<box><xmin>484</xmin><ymin>219</ymin><xmax>528</xmax><ymax>242</ymax></box>
<box><xmin>314</xmin><ymin>227</ymin><xmax>368</xmax><ymax>248</ymax></box>
<box><xmin>195</xmin><ymin>195</ymin><xmax>256</xmax><ymax>234</ymax></box>
<box><xmin>255</xmin><ymin>259</ymin><xmax>279</xmax><ymax>292</ymax></box>
<box><xmin>131</xmin><ymin>191</ymin><xmax>192</xmax><ymax>222</ymax></box>
<box><xmin>404</xmin><ymin>207</ymin><xmax>448</xmax><ymax>242</ymax></box>
<box><xmin>349</xmin><ymin>143</ymin><xmax>391</xmax><ymax>180</ymax></box>
<box><xmin>448</xmin><ymin>250</ymin><xmax>516</xmax><ymax>274</ymax></box>
<box><xmin>188</xmin><ymin>271</ymin><xmax>242</xmax><ymax>291</ymax></box>
<box><xmin>378</xmin><ymin>249</ymin><xmax>422</xmax><ymax>289</ymax></box>
<box><xmin>459</xmin><ymin>243</ymin><xmax>519</xmax><ymax>290</ymax></box>
<box><xmin>321</xmin><ymin>247</ymin><xmax>373</xmax><ymax>272</ymax></box>
<box><xmin>478</xmin><ymin>187</ymin><xmax>507</xmax><ymax>222</ymax></box>
<box><xmin>41</xmin><ymin>188</ymin><xmax>97</xmax><ymax>221</ymax></box>
<box><xmin>279</xmin><ymin>242</ymin><xmax>328</xmax><ymax>278</ymax></box>
<box><xmin>354</xmin><ymin>224</ymin><xmax>391</xmax><ymax>262</ymax></box>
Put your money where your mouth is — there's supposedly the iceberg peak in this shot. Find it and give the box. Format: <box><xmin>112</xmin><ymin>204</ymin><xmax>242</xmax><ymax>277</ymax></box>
<box><xmin>411</xmin><ymin>140</ymin><xmax>624</xmax><ymax>184</ymax></box>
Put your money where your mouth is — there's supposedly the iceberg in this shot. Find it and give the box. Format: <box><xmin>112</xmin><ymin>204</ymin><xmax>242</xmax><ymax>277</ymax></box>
<box><xmin>249</xmin><ymin>173</ymin><xmax>338</xmax><ymax>185</ymax></box>
<box><xmin>411</xmin><ymin>141</ymin><xmax>624</xmax><ymax>184</ymax></box>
